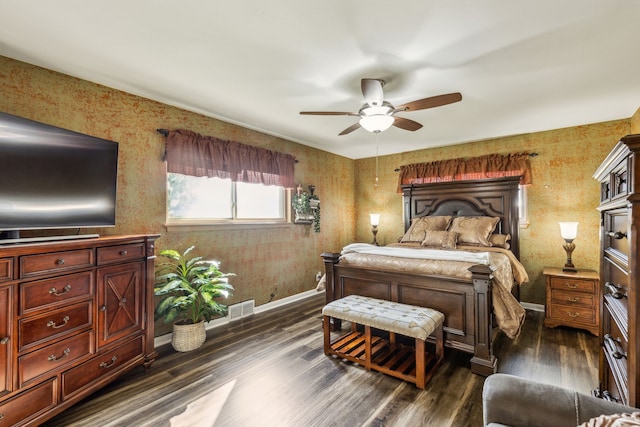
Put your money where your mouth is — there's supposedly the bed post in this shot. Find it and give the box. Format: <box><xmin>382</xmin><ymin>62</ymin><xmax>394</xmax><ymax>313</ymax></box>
<box><xmin>321</xmin><ymin>252</ymin><xmax>341</xmax><ymax>331</ymax></box>
<box><xmin>468</xmin><ymin>264</ymin><xmax>498</xmax><ymax>376</ymax></box>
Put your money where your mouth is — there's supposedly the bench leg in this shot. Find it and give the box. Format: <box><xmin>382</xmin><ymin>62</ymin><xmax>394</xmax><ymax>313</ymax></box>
<box><xmin>323</xmin><ymin>315</ymin><xmax>331</xmax><ymax>355</ymax></box>
<box><xmin>415</xmin><ymin>338</ymin><xmax>426</xmax><ymax>389</ymax></box>
<box><xmin>435</xmin><ymin>323</ymin><xmax>444</xmax><ymax>362</ymax></box>
<box><xmin>364</xmin><ymin>325</ymin><xmax>372</xmax><ymax>371</ymax></box>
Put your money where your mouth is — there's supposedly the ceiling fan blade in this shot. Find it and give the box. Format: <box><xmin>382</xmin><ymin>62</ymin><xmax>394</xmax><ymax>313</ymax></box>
<box><xmin>395</xmin><ymin>92</ymin><xmax>462</xmax><ymax>112</ymax></box>
<box><xmin>393</xmin><ymin>117</ymin><xmax>423</xmax><ymax>131</ymax></box>
<box><xmin>361</xmin><ymin>79</ymin><xmax>384</xmax><ymax>106</ymax></box>
<box><xmin>300</xmin><ymin>111</ymin><xmax>358</xmax><ymax>116</ymax></box>
<box><xmin>338</xmin><ymin>122</ymin><xmax>361</xmax><ymax>136</ymax></box>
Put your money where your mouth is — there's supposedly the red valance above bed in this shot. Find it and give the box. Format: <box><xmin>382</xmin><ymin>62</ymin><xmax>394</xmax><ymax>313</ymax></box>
<box><xmin>397</xmin><ymin>152</ymin><xmax>532</xmax><ymax>192</ymax></box>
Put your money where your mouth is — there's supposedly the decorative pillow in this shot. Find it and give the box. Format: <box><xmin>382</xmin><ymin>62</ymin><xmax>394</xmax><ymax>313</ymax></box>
<box><xmin>401</xmin><ymin>216</ymin><xmax>452</xmax><ymax>243</ymax></box>
<box><xmin>420</xmin><ymin>231</ymin><xmax>458</xmax><ymax>250</ymax></box>
<box><xmin>489</xmin><ymin>233</ymin><xmax>511</xmax><ymax>249</ymax></box>
<box><xmin>578</xmin><ymin>411</ymin><xmax>640</xmax><ymax>427</ymax></box>
<box><xmin>447</xmin><ymin>216</ymin><xmax>500</xmax><ymax>247</ymax></box>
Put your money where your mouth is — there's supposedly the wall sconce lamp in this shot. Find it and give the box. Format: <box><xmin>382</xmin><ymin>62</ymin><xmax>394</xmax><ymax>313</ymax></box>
<box><xmin>559</xmin><ymin>222</ymin><xmax>579</xmax><ymax>273</ymax></box>
<box><xmin>370</xmin><ymin>213</ymin><xmax>380</xmax><ymax>246</ymax></box>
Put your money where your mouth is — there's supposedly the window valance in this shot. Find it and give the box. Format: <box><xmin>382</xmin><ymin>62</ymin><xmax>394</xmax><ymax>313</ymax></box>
<box><xmin>165</xmin><ymin>129</ymin><xmax>296</xmax><ymax>188</ymax></box>
<box><xmin>397</xmin><ymin>152</ymin><xmax>532</xmax><ymax>192</ymax></box>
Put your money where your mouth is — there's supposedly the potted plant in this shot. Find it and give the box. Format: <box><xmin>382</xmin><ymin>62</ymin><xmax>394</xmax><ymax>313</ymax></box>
<box><xmin>154</xmin><ymin>246</ymin><xmax>234</xmax><ymax>352</ymax></box>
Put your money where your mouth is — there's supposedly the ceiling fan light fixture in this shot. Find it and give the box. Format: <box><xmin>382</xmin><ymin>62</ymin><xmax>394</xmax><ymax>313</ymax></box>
<box><xmin>359</xmin><ymin>114</ymin><xmax>394</xmax><ymax>133</ymax></box>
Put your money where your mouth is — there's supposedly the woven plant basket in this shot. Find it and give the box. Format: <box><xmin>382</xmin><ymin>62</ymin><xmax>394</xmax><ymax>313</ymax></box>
<box><xmin>172</xmin><ymin>320</ymin><xmax>206</xmax><ymax>352</ymax></box>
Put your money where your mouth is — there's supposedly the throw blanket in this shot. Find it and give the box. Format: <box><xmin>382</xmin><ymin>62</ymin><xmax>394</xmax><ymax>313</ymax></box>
<box><xmin>341</xmin><ymin>243</ymin><xmax>491</xmax><ymax>264</ymax></box>
<box><xmin>318</xmin><ymin>243</ymin><xmax>528</xmax><ymax>339</ymax></box>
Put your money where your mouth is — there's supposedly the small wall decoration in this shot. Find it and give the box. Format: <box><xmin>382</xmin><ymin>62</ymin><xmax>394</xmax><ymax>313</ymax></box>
<box><xmin>292</xmin><ymin>184</ymin><xmax>320</xmax><ymax>232</ymax></box>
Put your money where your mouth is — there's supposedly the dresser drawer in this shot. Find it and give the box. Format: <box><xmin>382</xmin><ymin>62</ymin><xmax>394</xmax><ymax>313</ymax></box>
<box><xmin>550</xmin><ymin>289</ymin><xmax>594</xmax><ymax>308</ymax></box>
<box><xmin>20</xmin><ymin>249</ymin><xmax>94</xmax><ymax>278</ymax></box>
<box><xmin>19</xmin><ymin>301</ymin><xmax>92</xmax><ymax>351</ymax></box>
<box><xmin>549</xmin><ymin>276</ymin><xmax>596</xmax><ymax>293</ymax></box>
<box><xmin>604</xmin><ymin>209</ymin><xmax>630</xmax><ymax>259</ymax></box>
<box><xmin>19</xmin><ymin>330</ymin><xmax>93</xmax><ymax>386</ymax></box>
<box><xmin>97</xmin><ymin>243</ymin><xmax>145</xmax><ymax>265</ymax></box>
<box><xmin>549</xmin><ymin>304</ymin><xmax>596</xmax><ymax>326</ymax></box>
<box><xmin>61</xmin><ymin>334</ymin><xmax>144</xmax><ymax>400</ymax></box>
<box><xmin>0</xmin><ymin>258</ymin><xmax>12</xmax><ymax>283</ymax></box>
<box><xmin>0</xmin><ymin>378</ymin><xmax>57</xmax><ymax>427</ymax></box>
<box><xmin>20</xmin><ymin>271</ymin><xmax>94</xmax><ymax>314</ymax></box>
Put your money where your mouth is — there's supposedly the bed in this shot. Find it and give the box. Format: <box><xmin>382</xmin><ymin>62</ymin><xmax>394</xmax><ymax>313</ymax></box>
<box><xmin>321</xmin><ymin>176</ymin><xmax>528</xmax><ymax>376</ymax></box>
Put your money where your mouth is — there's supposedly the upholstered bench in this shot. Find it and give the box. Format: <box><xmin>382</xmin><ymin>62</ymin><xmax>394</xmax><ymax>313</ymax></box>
<box><xmin>322</xmin><ymin>295</ymin><xmax>444</xmax><ymax>389</ymax></box>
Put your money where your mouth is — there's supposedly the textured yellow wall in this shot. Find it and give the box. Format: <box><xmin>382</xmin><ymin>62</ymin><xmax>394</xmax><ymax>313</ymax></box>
<box><xmin>354</xmin><ymin>121</ymin><xmax>630</xmax><ymax>304</ymax></box>
<box><xmin>631</xmin><ymin>107</ymin><xmax>640</xmax><ymax>133</ymax></box>
<box><xmin>0</xmin><ymin>56</ymin><xmax>356</xmax><ymax>335</ymax></box>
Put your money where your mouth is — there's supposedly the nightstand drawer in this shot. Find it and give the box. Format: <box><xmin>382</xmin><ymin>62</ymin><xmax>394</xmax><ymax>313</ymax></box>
<box><xmin>550</xmin><ymin>289</ymin><xmax>594</xmax><ymax>308</ymax></box>
<box><xmin>549</xmin><ymin>276</ymin><xmax>596</xmax><ymax>293</ymax></box>
<box><xmin>549</xmin><ymin>304</ymin><xmax>596</xmax><ymax>326</ymax></box>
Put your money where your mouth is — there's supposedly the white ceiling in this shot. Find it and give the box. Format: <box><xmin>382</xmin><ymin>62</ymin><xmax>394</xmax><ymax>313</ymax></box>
<box><xmin>1</xmin><ymin>1</ymin><xmax>639</xmax><ymax>159</ymax></box>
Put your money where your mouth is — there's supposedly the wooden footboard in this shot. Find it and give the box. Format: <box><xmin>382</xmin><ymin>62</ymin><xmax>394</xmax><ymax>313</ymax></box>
<box><xmin>321</xmin><ymin>252</ymin><xmax>497</xmax><ymax>376</ymax></box>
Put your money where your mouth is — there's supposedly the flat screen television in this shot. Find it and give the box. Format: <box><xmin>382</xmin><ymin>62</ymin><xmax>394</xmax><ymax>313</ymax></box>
<box><xmin>0</xmin><ymin>112</ymin><xmax>118</xmax><ymax>242</ymax></box>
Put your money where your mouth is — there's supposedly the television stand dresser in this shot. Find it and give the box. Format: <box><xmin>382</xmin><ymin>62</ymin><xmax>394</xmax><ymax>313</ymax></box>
<box><xmin>0</xmin><ymin>234</ymin><xmax>159</xmax><ymax>426</ymax></box>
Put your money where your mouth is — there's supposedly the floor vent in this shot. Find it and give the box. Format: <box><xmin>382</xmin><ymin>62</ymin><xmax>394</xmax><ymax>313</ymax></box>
<box><xmin>227</xmin><ymin>300</ymin><xmax>255</xmax><ymax>321</ymax></box>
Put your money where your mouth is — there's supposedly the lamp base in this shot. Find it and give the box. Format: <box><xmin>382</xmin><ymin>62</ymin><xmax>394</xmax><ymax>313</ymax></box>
<box><xmin>562</xmin><ymin>241</ymin><xmax>576</xmax><ymax>273</ymax></box>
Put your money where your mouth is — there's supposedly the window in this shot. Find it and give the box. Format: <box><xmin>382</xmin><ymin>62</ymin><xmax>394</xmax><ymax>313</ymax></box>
<box><xmin>518</xmin><ymin>185</ymin><xmax>530</xmax><ymax>228</ymax></box>
<box><xmin>167</xmin><ymin>173</ymin><xmax>286</xmax><ymax>224</ymax></box>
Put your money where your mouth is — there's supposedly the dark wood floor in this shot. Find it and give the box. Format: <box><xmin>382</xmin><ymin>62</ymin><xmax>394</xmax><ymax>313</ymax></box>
<box><xmin>43</xmin><ymin>293</ymin><xmax>598</xmax><ymax>427</ymax></box>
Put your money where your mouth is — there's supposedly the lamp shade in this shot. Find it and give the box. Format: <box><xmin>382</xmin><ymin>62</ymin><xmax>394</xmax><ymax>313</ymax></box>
<box><xmin>359</xmin><ymin>115</ymin><xmax>394</xmax><ymax>133</ymax></box>
<box><xmin>559</xmin><ymin>222</ymin><xmax>579</xmax><ymax>240</ymax></box>
<box><xmin>370</xmin><ymin>213</ymin><xmax>380</xmax><ymax>226</ymax></box>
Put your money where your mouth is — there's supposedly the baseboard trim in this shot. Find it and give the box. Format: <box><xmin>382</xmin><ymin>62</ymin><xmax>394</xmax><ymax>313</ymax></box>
<box><xmin>522</xmin><ymin>302</ymin><xmax>544</xmax><ymax>312</ymax></box>
<box><xmin>154</xmin><ymin>289</ymin><xmax>322</xmax><ymax>349</ymax></box>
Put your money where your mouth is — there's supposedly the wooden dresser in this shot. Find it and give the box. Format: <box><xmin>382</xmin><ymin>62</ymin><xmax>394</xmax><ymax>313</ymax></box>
<box><xmin>0</xmin><ymin>234</ymin><xmax>159</xmax><ymax>426</ymax></box>
<box><xmin>543</xmin><ymin>267</ymin><xmax>599</xmax><ymax>336</ymax></box>
<box><xmin>593</xmin><ymin>134</ymin><xmax>640</xmax><ymax>406</ymax></box>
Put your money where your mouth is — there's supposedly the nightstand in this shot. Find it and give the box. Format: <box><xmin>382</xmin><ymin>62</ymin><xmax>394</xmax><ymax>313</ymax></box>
<box><xmin>543</xmin><ymin>267</ymin><xmax>599</xmax><ymax>335</ymax></box>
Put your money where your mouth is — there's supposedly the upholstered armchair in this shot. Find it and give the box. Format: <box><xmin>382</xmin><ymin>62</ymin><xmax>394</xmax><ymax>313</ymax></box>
<box><xmin>482</xmin><ymin>373</ymin><xmax>639</xmax><ymax>427</ymax></box>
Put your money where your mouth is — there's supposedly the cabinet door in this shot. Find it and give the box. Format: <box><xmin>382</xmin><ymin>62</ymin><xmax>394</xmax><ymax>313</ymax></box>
<box><xmin>0</xmin><ymin>285</ymin><xmax>11</xmax><ymax>395</ymax></box>
<box><xmin>96</xmin><ymin>262</ymin><xmax>144</xmax><ymax>348</ymax></box>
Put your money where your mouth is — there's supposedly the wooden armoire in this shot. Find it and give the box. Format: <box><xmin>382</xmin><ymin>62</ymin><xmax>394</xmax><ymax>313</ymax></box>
<box><xmin>593</xmin><ymin>134</ymin><xmax>640</xmax><ymax>406</ymax></box>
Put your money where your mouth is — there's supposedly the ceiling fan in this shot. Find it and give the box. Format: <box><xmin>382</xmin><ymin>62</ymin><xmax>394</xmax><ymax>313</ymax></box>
<box><xmin>300</xmin><ymin>78</ymin><xmax>462</xmax><ymax>135</ymax></box>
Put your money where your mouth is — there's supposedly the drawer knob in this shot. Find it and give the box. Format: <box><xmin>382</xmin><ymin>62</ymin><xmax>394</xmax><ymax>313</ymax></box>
<box><xmin>604</xmin><ymin>334</ymin><xmax>627</xmax><ymax>359</ymax></box>
<box><xmin>100</xmin><ymin>305</ymin><xmax>107</xmax><ymax>312</ymax></box>
<box><xmin>564</xmin><ymin>283</ymin><xmax>578</xmax><ymax>289</ymax></box>
<box><xmin>120</xmin><ymin>250</ymin><xmax>128</xmax><ymax>256</ymax></box>
<box><xmin>0</xmin><ymin>337</ymin><xmax>8</xmax><ymax>345</ymax></box>
<box><xmin>48</xmin><ymin>347</ymin><xmax>71</xmax><ymax>362</ymax></box>
<box><xmin>47</xmin><ymin>315</ymin><xmax>70</xmax><ymax>329</ymax></box>
<box><xmin>607</xmin><ymin>230</ymin><xmax>627</xmax><ymax>240</ymax></box>
<box><xmin>605</xmin><ymin>282</ymin><xmax>627</xmax><ymax>299</ymax></box>
<box><xmin>49</xmin><ymin>284</ymin><xmax>72</xmax><ymax>296</ymax></box>
<box><xmin>55</xmin><ymin>259</ymin><xmax>65</xmax><ymax>265</ymax></box>
<box><xmin>567</xmin><ymin>297</ymin><xmax>580</xmax><ymax>303</ymax></box>
<box><xmin>100</xmin><ymin>356</ymin><xmax>117</xmax><ymax>369</ymax></box>
<box><xmin>566</xmin><ymin>311</ymin><xmax>580</xmax><ymax>318</ymax></box>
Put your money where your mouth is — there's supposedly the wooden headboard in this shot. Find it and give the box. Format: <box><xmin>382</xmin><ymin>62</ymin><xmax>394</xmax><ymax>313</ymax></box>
<box><xmin>401</xmin><ymin>177</ymin><xmax>521</xmax><ymax>260</ymax></box>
